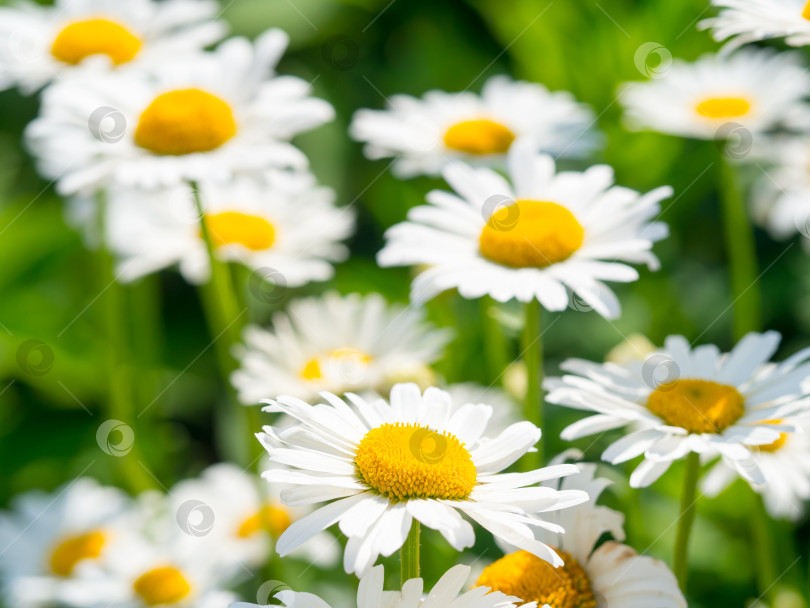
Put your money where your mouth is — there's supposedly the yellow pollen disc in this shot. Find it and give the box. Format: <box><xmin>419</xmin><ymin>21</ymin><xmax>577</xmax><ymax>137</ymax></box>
<box><xmin>134</xmin><ymin>89</ymin><xmax>237</xmax><ymax>156</ymax></box>
<box><xmin>479</xmin><ymin>200</ymin><xmax>584</xmax><ymax>268</ymax></box>
<box><xmin>354</xmin><ymin>423</ymin><xmax>477</xmax><ymax>501</ymax></box>
<box><xmin>49</xmin><ymin>530</ymin><xmax>106</xmax><ymax>577</ymax></box>
<box><xmin>133</xmin><ymin>567</ymin><xmax>192</xmax><ymax>606</ymax></box>
<box><xmin>802</xmin><ymin>1</ymin><xmax>810</xmax><ymax>19</ymax></box>
<box><xmin>51</xmin><ymin>18</ymin><xmax>142</xmax><ymax>66</ymax></box>
<box><xmin>695</xmin><ymin>96</ymin><xmax>752</xmax><ymax>119</ymax></box>
<box><xmin>236</xmin><ymin>504</ymin><xmax>293</xmax><ymax>538</ymax></box>
<box><xmin>646</xmin><ymin>379</ymin><xmax>745</xmax><ymax>434</ymax></box>
<box><xmin>299</xmin><ymin>347</ymin><xmax>372</xmax><ymax>381</ymax></box>
<box><xmin>204</xmin><ymin>212</ymin><xmax>276</xmax><ymax>251</ymax></box>
<box><xmin>476</xmin><ymin>550</ymin><xmax>596</xmax><ymax>608</ymax></box>
<box><xmin>443</xmin><ymin>119</ymin><xmax>515</xmax><ymax>155</ymax></box>
<box><xmin>757</xmin><ymin>419</ymin><xmax>789</xmax><ymax>453</ymax></box>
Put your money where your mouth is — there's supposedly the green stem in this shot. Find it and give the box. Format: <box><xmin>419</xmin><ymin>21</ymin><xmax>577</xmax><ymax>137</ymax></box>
<box><xmin>481</xmin><ymin>296</ymin><xmax>509</xmax><ymax>386</ymax></box>
<box><xmin>400</xmin><ymin>520</ymin><xmax>420</xmax><ymax>585</ymax></box>
<box><xmin>750</xmin><ymin>490</ymin><xmax>779</xmax><ymax>602</ymax></box>
<box><xmin>673</xmin><ymin>451</ymin><xmax>701</xmax><ymax>589</ymax></box>
<box><xmin>717</xmin><ymin>153</ymin><xmax>761</xmax><ymax>339</ymax></box>
<box><xmin>97</xmin><ymin>192</ymin><xmax>155</xmax><ymax>493</ymax></box>
<box><xmin>520</xmin><ymin>298</ymin><xmax>543</xmax><ymax>470</ymax></box>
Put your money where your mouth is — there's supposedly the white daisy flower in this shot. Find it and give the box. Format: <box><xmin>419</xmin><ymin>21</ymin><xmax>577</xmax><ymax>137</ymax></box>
<box><xmin>619</xmin><ymin>49</ymin><xmax>810</xmax><ymax>140</ymax></box>
<box><xmin>0</xmin><ymin>0</ymin><xmax>226</xmax><ymax>94</ymax></box>
<box><xmin>377</xmin><ymin>142</ymin><xmax>671</xmax><ymax>319</ymax></box>
<box><xmin>169</xmin><ymin>463</ymin><xmax>340</xmax><ymax>568</ymax></box>
<box><xmin>231</xmin><ymin>564</ymin><xmax>533</xmax><ymax>608</ymax></box>
<box><xmin>0</xmin><ymin>478</ymin><xmax>130</xmax><ymax>608</ymax></box>
<box><xmin>232</xmin><ymin>292</ymin><xmax>452</xmax><ymax>404</ymax></box>
<box><xmin>545</xmin><ymin>331</ymin><xmax>810</xmax><ymax>488</ymax></box>
<box><xmin>699</xmin><ymin>0</ymin><xmax>810</xmax><ymax>53</ymax></box>
<box><xmin>25</xmin><ymin>28</ymin><xmax>335</xmax><ymax>195</ymax></box>
<box><xmin>702</xmin><ymin>418</ymin><xmax>810</xmax><ymax>521</ymax></box>
<box><xmin>258</xmin><ymin>383</ymin><xmax>590</xmax><ymax>576</ymax></box>
<box><xmin>101</xmin><ymin>171</ymin><xmax>354</xmax><ymax>284</ymax></box>
<box><xmin>478</xmin><ymin>457</ymin><xmax>686</xmax><ymax>608</ymax></box>
<box><xmin>349</xmin><ymin>75</ymin><xmax>598</xmax><ymax>178</ymax></box>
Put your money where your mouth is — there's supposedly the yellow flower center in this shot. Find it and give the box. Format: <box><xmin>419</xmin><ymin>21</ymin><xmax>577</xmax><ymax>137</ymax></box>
<box><xmin>354</xmin><ymin>423</ymin><xmax>477</xmax><ymax>501</ymax></box>
<box><xmin>476</xmin><ymin>550</ymin><xmax>596</xmax><ymax>608</ymax></box>
<box><xmin>49</xmin><ymin>530</ymin><xmax>106</xmax><ymax>577</ymax></box>
<box><xmin>443</xmin><ymin>119</ymin><xmax>515</xmax><ymax>155</ymax></box>
<box><xmin>802</xmin><ymin>1</ymin><xmax>810</xmax><ymax>19</ymax></box>
<box><xmin>134</xmin><ymin>89</ymin><xmax>237</xmax><ymax>156</ymax></box>
<box><xmin>51</xmin><ymin>18</ymin><xmax>142</xmax><ymax>66</ymax></box>
<box><xmin>300</xmin><ymin>347</ymin><xmax>371</xmax><ymax>381</ymax></box>
<box><xmin>204</xmin><ymin>212</ymin><xmax>276</xmax><ymax>251</ymax></box>
<box><xmin>236</xmin><ymin>504</ymin><xmax>293</xmax><ymax>538</ymax></box>
<box><xmin>133</xmin><ymin>567</ymin><xmax>192</xmax><ymax>606</ymax></box>
<box><xmin>695</xmin><ymin>97</ymin><xmax>752</xmax><ymax>119</ymax></box>
<box><xmin>646</xmin><ymin>379</ymin><xmax>745</xmax><ymax>434</ymax></box>
<box><xmin>479</xmin><ymin>200</ymin><xmax>584</xmax><ymax>268</ymax></box>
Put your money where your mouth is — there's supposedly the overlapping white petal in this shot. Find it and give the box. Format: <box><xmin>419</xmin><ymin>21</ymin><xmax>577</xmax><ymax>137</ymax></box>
<box><xmin>700</xmin><ymin>0</ymin><xmax>810</xmax><ymax>52</ymax></box>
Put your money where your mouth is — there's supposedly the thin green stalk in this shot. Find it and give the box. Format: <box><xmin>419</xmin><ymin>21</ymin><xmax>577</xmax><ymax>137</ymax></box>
<box><xmin>400</xmin><ymin>520</ymin><xmax>421</xmax><ymax>585</ymax></box>
<box><xmin>673</xmin><ymin>451</ymin><xmax>701</xmax><ymax>589</ymax></box>
<box><xmin>481</xmin><ymin>296</ymin><xmax>509</xmax><ymax>386</ymax></box>
<box><xmin>717</xmin><ymin>153</ymin><xmax>761</xmax><ymax>339</ymax></box>
<box><xmin>520</xmin><ymin>298</ymin><xmax>543</xmax><ymax>470</ymax></box>
<box><xmin>750</xmin><ymin>490</ymin><xmax>779</xmax><ymax>602</ymax></box>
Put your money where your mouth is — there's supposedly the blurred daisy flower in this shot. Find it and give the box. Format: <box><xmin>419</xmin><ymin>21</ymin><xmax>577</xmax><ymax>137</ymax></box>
<box><xmin>377</xmin><ymin>141</ymin><xmax>671</xmax><ymax>318</ymax></box>
<box><xmin>231</xmin><ymin>564</ymin><xmax>531</xmax><ymax>608</ymax></box>
<box><xmin>232</xmin><ymin>292</ymin><xmax>452</xmax><ymax>404</ymax></box>
<box><xmin>0</xmin><ymin>0</ymin><xmax>226</xmax><ymax>94</ymax></box>
<box><xmin>102</xmin><ymin>172</ymin><xmax>354</xmax><ymax>284</ymax></box>
<box><xmin>0</xmin><ymin>479</ymin><xmax>130</xmax><ymax>608</ymax></box>
<box><xmin>170</xmin><ymin>463</ymin><xmax>340</xmax><ymax>569</ymax></box>
<box><xmin>478</xmin><ymin>457</ymin><xmax>686</xmax><ymax>608</ymax></box>
<box><xmin>702</xmin><ymin>418</ymin><xmax>810</xmax><ymax>521</ymax></box>
<box><xmin>546</xmin><ymin>331</ymin><xmax>810</xmax><ymax>487</ymax></box>
<box><xmin>619</xmin><ymin>49</ymin><xmax>810</xmax><ymax>140</ymax></box>
<box><xmin>26</xmin><ymin>29</ymin><xmax>334</xmax><ymax>195</ymax></box>
<box><xmin>258</xmin><ymin>383</ymin><xmax>589</xmax><ymax>576</ymax></box>
<box><xmin>700</xmin><ymin>0</ymin><xmax>810</xmax><ymax>53</ymax></box>
<box><xmin>350</xmin><ymin>75</ymin><xmax>598</xmax><ymax>178</ymax></box>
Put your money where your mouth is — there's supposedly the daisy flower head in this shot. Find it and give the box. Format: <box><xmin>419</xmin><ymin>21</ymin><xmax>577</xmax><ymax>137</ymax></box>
<box><xmin>231</xmin><ymin>564</ymin><xmax>533</xmax><ymax>608</ymax></box>
<box><xmin>258</xmin><ymin>383</ymin><xmax>590</xmax><ymax>576</ymax></box>
<box><xmin>0</xmin><ymin>478</ymin><xmax>130</xmax><ymax>608</ymax></box>
<box><xmin>25</xmin><ymin>28</ymin><xmax>335</xmax><ymax>195</ymax></box>
<box><xmin>700</xmin><ymin>0</ymin><xmax>810</xmax><ymax>53</ymax></box>
<box><xmin>619</xmin><ymin>49</ymin><xmax>810</xmax><ymax>140</ymax></box>
<box><xmin>477</xmin><ymin>456</ymin><xmax>686</xmax><ymax>608</ymax></box>
<box><xmin>0</xmin><ymin>0</ymin><xmax>226</xmax><ymax>94</ymax></box>
<box><xmin>545</xmin><ymin>331</ymin><xmax>810</xmax><ymax>488</ymax></box>
<box><xmin>377</xmin><ymin>141</ymin><xmax>671</xmax><ymax>319</ymax></box>
<box><xmin>702</xmin><ymin>417</ymin><xmax>810</xmax><ymax>521</ymax></box>
<box><xmin>349</xmin><ymin>75</ymin><xmax>599</xmax><ymax>178</ymax></box>
<box><xmin>169</xmin><ymin>463</ymin><xmax>340</xmax><ymax>569</ymax></box>
<box><xmin>103</xmin><ymin>171</ymin><xmax>354</xmax><ymax>285</ymax></box>
<box><xmin>232</xmin><ymin>292</ymin><xmax>452</xmax><ymax>404</ymax></box>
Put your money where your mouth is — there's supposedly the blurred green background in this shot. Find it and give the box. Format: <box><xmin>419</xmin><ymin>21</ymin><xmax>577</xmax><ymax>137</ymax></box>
<box><xmin>1</xmin><ymin>0</ymin><xmax>809</xmax><ymax>606</ymax></box>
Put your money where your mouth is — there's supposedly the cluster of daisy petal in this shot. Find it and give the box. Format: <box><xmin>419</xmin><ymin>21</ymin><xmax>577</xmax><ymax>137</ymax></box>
<box><xmin>6</xmin><ymin>0</ymin><xmax>810</xmax><ymax>606</ymax></box>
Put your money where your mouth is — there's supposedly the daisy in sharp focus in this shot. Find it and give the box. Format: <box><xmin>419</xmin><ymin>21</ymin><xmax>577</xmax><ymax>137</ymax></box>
<box><xmin>0</xmin><ymin>478</ymin><xmax>131</xmax><ymax>608</ymax></box>
<box><xmin>25</xmin><ymin>28</ymin><xmax>334</xmax><ymax>195</ymax></box>
<box><xmin>700</xmin><ymin>0</ymin><xmax>810</xmax><ymax>53</ymax></box>
<box><xmin>545</xmin><ymin>331</ymin><xmax>810</xmax><ymax>487</ymax></box>
<box><xmin>0</xmin><ymin>0</ymin><xmax>226</xmax><ymax>94</ymax></box>
<box><xmin>377</xmin><ymin>141</ymin><xmax>671</xmax><ymax>319</ymax></box>
<box><xmin>701</xmin><ymin>417</ymin><xmax>810</xmax><ymax>520</ymax></box>
<box><xmin>101</xmin><ymin>171</ymin><xmax>354</xmax><ymax>284</ymax></box>
<box><xmin>350</xmin><ymin>75</ymin><xmax>598</xmax><ymax>178</ymax></box>
<box><xmin>230</xmin><ymin>564</ymin><xmax>533</xmax><ymax>608</ymax></box>
<box><xmin>258</xmin><ymin>383</ymin><xmax>590</xmax><ymax>576</ymax></box>
<box><xmin>476</xmin><ymin>456</ymin><xmax>686</xmax><ymax>608</ymax></box>
<box><xmin>169</xmin><ymin>463</ymin><xmax>340</xmax><ymax>569</ymax></box>
<box><xmin>619</xmin><ymin>49</ymin><xmax>810</xmax><ymax>140</ymax></box>
<box><xmin>232</xmin><ymin>292</ymin><xmax>452</xmax><ymax>404</ymax></box>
